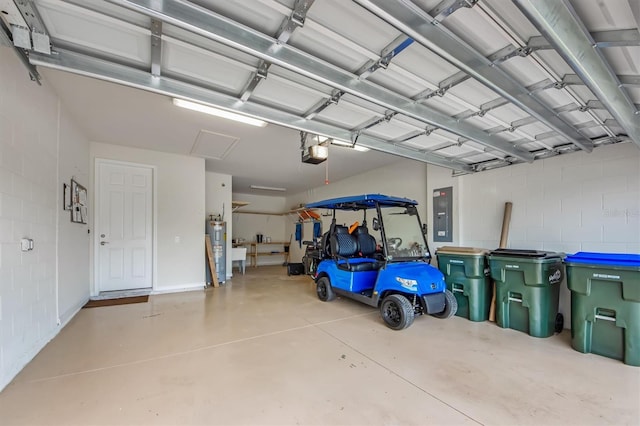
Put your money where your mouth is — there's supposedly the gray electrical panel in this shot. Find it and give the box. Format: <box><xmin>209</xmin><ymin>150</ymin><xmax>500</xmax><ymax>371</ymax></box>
<box><xmin>433</xmin><ymin>187</ymin><xmax>453</xmax><ymax>242</ymax></box>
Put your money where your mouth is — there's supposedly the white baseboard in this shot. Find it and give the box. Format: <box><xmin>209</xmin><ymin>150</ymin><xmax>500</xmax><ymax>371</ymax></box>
<box><xmin>151</xmin><ymin>282</ymin><xmax>205</xmax><ymax>295</ymax></box>
<box><xmin>0</xmin><ymin>324</ymin><xmax>60</xmax><ymax>392</ymax></box>
<box><xmin>58</xmin><ymin>297</ymin><xmax>89</xmax><ymax>328</ymax></box>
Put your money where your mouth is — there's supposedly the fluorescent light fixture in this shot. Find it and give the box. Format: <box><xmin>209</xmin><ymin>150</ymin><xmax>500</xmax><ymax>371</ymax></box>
<box><xmin>172</xmin><ymin>98</ymin><xmax>267</xmax><ymax>127</ymax></box>
<box><xmin>250</xmin><ymin>185</ymin><xmax>287</xmax><ymax>192</ymax></box>
<box><xmin>331</xmin><ymin>139</ymin><xmax>370</xmax><ymax>152</ymax></box>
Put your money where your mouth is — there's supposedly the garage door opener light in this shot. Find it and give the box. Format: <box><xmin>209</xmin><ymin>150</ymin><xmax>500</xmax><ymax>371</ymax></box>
<box><xmin>172</xmin><ymin>98</ymin><xmax>267</xmax><ymax>127</ymax></box>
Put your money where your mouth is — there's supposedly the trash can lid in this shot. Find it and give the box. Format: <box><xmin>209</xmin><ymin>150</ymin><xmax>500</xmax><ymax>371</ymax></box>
<box><xmin>564</xmin><ymin>252</ymin><xmax>640</xmax><ymax>267</ymax></box>
<box><xmin>436</xmin><ymin>246</ymin><xmax>488</xmax><ymax>255</ymax></box>
<box><xmin>489</xmin><ymin>248</ymin><xmax>562</xmax><ymax>259</ymax></box>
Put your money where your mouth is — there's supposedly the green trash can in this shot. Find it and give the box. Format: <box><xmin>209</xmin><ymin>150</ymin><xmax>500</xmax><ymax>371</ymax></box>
<box><xmin>436</xmin><ymin>246</ymin><xmax>491</xmax><ymax>322</ymax></box>
<box><xmin>488</xmin><ymin>249</ymin><xmax>564</xmax><ymax>338</ymax></box>
<box><xmin>565</xmin><ymin>252</ymin><xmax>640</xmax><ymax>366</ymax></box>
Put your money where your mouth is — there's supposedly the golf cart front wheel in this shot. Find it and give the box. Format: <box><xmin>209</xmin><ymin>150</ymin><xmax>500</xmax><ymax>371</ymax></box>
<box><xmin>316</xmin><ymin>277</ymin><xmax>336</xmax><ymax>302</ymax></box>
<box><xmin>380</xmin><ymin>294</ymin><xmax>415</xmax><ymax>330</ymax></box>
<box><xmin>431</xmin><ymin>290</ymin><xmax>458</xmax><ymax>319</ymax></box>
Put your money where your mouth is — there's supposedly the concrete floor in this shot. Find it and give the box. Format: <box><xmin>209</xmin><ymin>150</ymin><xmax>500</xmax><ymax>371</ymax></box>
<box><xmin>1</xmin><ymin>266</ymin><xmax>638</xmax><ymax>425</ymax></box>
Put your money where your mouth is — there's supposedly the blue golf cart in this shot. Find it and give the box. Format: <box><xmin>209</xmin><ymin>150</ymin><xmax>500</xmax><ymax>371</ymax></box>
<box><xmin>304</xmin><ymin>194</ymin><xmax>457</xmax><ymax>330</ymax></box>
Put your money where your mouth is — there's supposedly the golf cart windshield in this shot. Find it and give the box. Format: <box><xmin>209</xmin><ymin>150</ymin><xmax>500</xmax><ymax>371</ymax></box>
<box><xmin>381</xmin><ymin>205</ymin><xmax>429</xmax><ymax>262</ymax></box>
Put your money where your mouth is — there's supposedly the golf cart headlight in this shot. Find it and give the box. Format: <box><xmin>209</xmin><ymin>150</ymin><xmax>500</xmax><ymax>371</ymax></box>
<box><xmin>396</xmin><ymin>277</ymin><xmax>418</xmax><ymax>290</ymax></box>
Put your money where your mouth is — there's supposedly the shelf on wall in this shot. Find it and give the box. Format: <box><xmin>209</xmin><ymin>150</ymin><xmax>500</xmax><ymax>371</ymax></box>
<box><xmin>235</xmin><ymin>241</ymin><xmax>291</xmax><ymax>267</ymax></box>
<box><xmin>232</xmin><ymin>201</ymin><xmax>250</xmax><ymax>212</ymax></box>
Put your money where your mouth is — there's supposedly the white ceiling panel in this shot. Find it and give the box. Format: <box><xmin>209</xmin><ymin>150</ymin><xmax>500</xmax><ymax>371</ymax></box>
<box><xmin>392</xmin><ymin>44</ymin><xmax>460</xmax><ymax>84</ymax></box>
<box><xmin>363</xmin><ymin>119</ymin><xmax>418</xmax><ymax>140</ymax></box>
<box><xmin>601</xmin><ymin>47</ymin><xmax>640</xmax><ymax>75</ymax></box>
<box><xmin>479</xmin><ymin>0</ymin><xmax>540</xmax><ymax>40</ymax></box>
<box><xmin>192</xmin><ymin>0</ymin><xmax>286</xmax><ymax>36</ymax></box>
<box><xmin>518</xmin><ymin>122</ymin><xmax>553</xmax><ymax>137</ymax></box>
<box><xmin>534</xmin><ymin>88</ymin><xmax>585</xmax><ymax>111</ymax></box>
<box><xmin>401</xmin><ymin>134</ymin><xmax>451</xmax><ymax>150</ymax></box>
<box><xmin>571</xmin><ymin>0</ymin><xmax>637</xmax><ymax>31</ymax></box>
<box><xmin>499</xmin><ymin>56</ymin><xmax>550</xmax><ymax>87</ymax></box>
<box><xmin>567</xmin><ymin>85</ymin><xmax>598</xmax><ymax>105</ymax></box>
<box><xmin>38</xmin><ymin>1</ymin><xmax>150</xmax><ymax>65</ymax></box>
<box><xmin>437</xmin><ymin>144</ymin><xmax>476</xmax><ymax>157</ymax></box>
<box><xmin>624</xmin><ymin>86</ymin><xmax>640</xmax><ymax>104</ymax></box>
<box><xmin>465</xmin><ymin>116</ymin><xmax>498</xmax><ymax>132</ymax></box>
<box><xmin>307</xmin><ymin>0</ymin><xmax>402</xmax><ymax>54</ymax></box>
<box><xmin>441</xmin><ymin>7</ymin><xmax>512</xmax><ymax>56</ymax></box>
<box><xmin>251</xmin><ymin>76</ymin><xmax>327</xmax><ymax>114</ymax></box>
<box><xmin>533</xmin><ymin>50</ymin><xmax>576</xmax><ymax>77</ymax></box>
<box><xmin>421</xmin><ymin>96</ymin><xmax>469</xmax><ymax>117</ymax></box>
<box><xmin>315</xmin><ymin>103</ymin><xmax>379</xmax><ymax>129</ymax></box>
<box><xmin>367</xmin><ymin>65</ymin><xmax>432</xmax><ymax>98</ymax></box>
<box><xmin>50</xmin><ymin>0</ymin><xmax>151</xmax><ymax>28</ymax></box>
<box><xmin>461</xmin><ymin>153</ymin><xmax>500</xmax><ymax>163</ymax></box>
<box><xmin>487</xmin><ymin>103</ymin><xmax>531</xmax><ymax>124</ymax></box>
<box><xmin>163</xmin><ymin>25</ymin><xmax>261</xmax><ymax>68</ymax></box>
<box><xmin>340</xmin><ymin>94</ymin><xmax>391</xmax><ymax>117</ymax></box>
<box><xmin>288</xmin><ymin>25</ymin><xmax>373</xmax><ymax>72</ymax></box>
<box><xmin>163</xmin><ymin>39</ymin><xmax>253</xmax><ymax>93</ymax></box>
<box><xmin>447</xmin><ymin>78</ymin><xmax>504</xmax><ymax>108</ymax></box>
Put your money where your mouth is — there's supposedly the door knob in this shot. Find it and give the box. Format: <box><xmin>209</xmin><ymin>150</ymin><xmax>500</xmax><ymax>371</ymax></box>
<box><xmin>100</xmin><ymin>241</ymin><xmax>109</xmax><ymax>245</ymax></box>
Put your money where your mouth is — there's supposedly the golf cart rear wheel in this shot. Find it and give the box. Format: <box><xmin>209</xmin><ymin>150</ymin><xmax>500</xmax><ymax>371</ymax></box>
<box><xmin>316</xmin><ymin>277</ymin><xmax>336</xmax><ymax>302</ymax></box>
<box><xmin>431</xmin><ymin>290</ymin><xmax>458</xmax><ymax>319</ymax></box>
<box><xmin>380</xmin><ymin>294</ymin><xmax>415</xmax><ymax>330</ymax></box>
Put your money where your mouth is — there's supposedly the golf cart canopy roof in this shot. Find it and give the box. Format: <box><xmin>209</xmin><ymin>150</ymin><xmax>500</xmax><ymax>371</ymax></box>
<box><xmin>305</xmin><ymin>194</ymin><xmax>418</xmax><ymax>210</ymax></box>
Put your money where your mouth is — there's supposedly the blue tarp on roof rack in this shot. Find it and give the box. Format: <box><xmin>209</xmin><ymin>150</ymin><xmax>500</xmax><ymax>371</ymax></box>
<box><xmin>305</xmin><ymin>193</ymin><xmax>417</xmax><ymax>210</ymax></box>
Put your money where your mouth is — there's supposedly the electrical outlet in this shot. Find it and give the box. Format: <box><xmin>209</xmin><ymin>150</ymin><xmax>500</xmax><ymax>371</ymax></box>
<box><xmin>174</xmin><ymin>236</ymin><xmax>180</xmax><ymax>243</ymax></box>
<box><xmin>20</xmin><ymin>238</ymin><xmax>33</xmax><ymax>252</ymax></box>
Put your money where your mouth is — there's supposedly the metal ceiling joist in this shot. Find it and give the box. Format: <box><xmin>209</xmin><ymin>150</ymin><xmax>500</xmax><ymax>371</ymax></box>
<box><xmin>562</xmin><ymin>74</ymin><xmax>640</xmax><ymax>87</ymax></box>
<box><xmin>429</xmin><ymin>0</ymin><xmax>479</xmax><ymax>21</ymax></box>
<box><xmin>355</xmin><ymin>0</ymin><xmax>594</xmax><ymax>153</ymax></box>
<box><xmin>106</xmin><ymin>0</ymin><xmax>534</xmax><ymax>162</ymax></box>
<box><xmin>0</xmin><ymin>18</ymin><xmax>41</xmax><ymax>84</ymax></box>
<box><xmin>13</xmin><ymin>0</ymin><xmax>48</xmax><ymax>35</ymax></box>
<box><xmin>310</xmin><ymin>35</ymin><xmax>413</xmax><ymax>120</ymax></box>
<box><xmin>150</xmin><ymin>19</ymin><xmax>162</xmax><ymax>76</ymax></box>
<box><xmin>528</xmin><ymin>29</ymin><xmax>640</xmax><ymax>50</ymax></box>
<box><xmin>29</xmin><ymin>48</ymin><xmax>473</xmax><ymax>173</ymax></box>
<box><xmin>413</xmin><ymin>44</ymin><xmax>532</xmax><ymax>102</ymax></box>
<box><xmin>356</xmin><ymin>35</ymin><xmax>413</xmax><ymax>79</ymax></box>
<box><xmin>275</xmin><ymin>0</ymin><xmax>314</xmax><ymax>44</ymax></box>
<box><xmin>239</xmin><ymin>0</ymin><xmax>315</xmax><ymax>102</ymax></box>
<box><xmin>514</xmin><ymin>0</ymin><xmax>640</xmax><ymax>148</ymax></box>
<box><xmin>240</xmin><ymin>61</ymin><xmax>269</xmax><ymax>101</ymax></box>
<box><xmin>303</xmin><ymin>89</ymin><xmax>343</xmax><ymax>119</ymax></box>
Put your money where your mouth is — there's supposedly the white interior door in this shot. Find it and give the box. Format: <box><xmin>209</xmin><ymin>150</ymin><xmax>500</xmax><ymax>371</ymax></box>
<box><xmin>97</xmin><ymin>161</ymin><xmax>153</xmax><ymax>292</ymax></box>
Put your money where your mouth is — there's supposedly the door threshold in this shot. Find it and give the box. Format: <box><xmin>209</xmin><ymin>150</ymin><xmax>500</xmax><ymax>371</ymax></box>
<box><xmin>92</xmin><ymin>288</ymin><xmax>152</xmax><ymax>300</ymax></box>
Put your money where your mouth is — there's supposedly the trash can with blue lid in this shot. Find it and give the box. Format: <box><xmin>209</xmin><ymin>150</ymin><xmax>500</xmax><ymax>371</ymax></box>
<box><xmin>565</xmin><ymin>252</ymin><xmax>640</xmax><ymax>366</ymax></box>
<box><xmin>488</xmin><ymin>249</ymin><xmax>564</xmax><ymax>338</ymax></box>
<box><xmin>436</xmin><ymin>246</ymin><xmax>491</xmax><ymax>322</ymax></box>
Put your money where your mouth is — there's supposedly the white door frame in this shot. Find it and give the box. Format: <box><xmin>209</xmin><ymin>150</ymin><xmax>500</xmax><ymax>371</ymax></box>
<box><xmin>93</xmin><ymin>158</ymin><xmax>158</xmax><ymax>295</ymax></box>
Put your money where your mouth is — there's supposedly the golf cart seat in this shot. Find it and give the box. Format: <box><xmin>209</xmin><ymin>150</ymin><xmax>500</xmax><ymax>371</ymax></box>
<box><xmin>330</xmin><ymin>225</ymin><xmax>380</xmax><ymax>272</ymax></box>
<box><xmin>353</xmin><ymin>225</ymin><xmax>376</xmax><ymax>257</ymax></box>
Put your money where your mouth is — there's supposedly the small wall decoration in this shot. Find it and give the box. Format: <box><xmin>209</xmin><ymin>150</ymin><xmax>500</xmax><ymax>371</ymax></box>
<box><xmin>63</xmin><ymin>183</ymin><xmax>71</xmax><ymax>211</ymax></box>
<box><xmin>70</xmin><ymin>179</ymin><xmax>88</xmax><ymax>224</ymax></box>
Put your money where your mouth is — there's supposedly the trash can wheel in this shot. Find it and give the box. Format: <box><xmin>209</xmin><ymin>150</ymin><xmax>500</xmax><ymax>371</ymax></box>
<box><xmin>555</xmin><ymin>313</ymin><xmax>564</xmax><ymax>333</ymax></box>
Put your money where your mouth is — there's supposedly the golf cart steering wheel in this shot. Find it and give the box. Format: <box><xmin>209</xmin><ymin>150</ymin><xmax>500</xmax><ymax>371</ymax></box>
<box><xmin>387</xmin><ymin>237</ymin><xmax>402</xmax><ymax>250</ymax></box>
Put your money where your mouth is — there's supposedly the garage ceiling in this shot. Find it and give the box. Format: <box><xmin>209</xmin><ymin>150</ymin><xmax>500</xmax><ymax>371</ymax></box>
<box><xmin>1</xmin><ymin>0</ymin><xmax>639</xmax><ymax>193</ymax></box>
